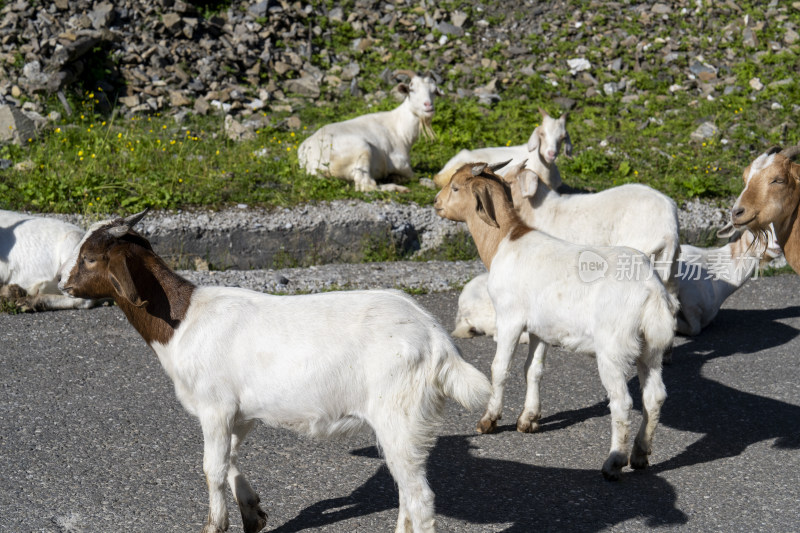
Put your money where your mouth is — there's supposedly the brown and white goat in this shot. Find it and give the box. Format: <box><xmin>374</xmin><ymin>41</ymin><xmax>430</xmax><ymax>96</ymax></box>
<box><xmin>729</xmin><ymin>145</ymin><xmax>800</xmax><ymax>271</ymax></box>
<box><xmin>58</xmin><ymin>210</ymin><xmax>491</xmax><ymax>533</ymax></box>
<box><xmin>434</xmin><ymin>163</ymin><xmax>676</xmax><ymax>480</ymax></box>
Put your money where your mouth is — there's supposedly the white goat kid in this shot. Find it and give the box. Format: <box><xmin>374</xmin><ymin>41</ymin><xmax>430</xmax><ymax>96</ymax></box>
<box><xmin>676</xmin><ymin>223</ymin><xmax>782</xmax><ymax>336</ymax></box>
<box><xmin>0</xmin><ymin>210</ymin><xmax>100</xmax><ymax>310</ymax></box>
<box><xmin>729</xmin><ymin>145</ymin><xmax>800</xmax><ymax>272</ymax></box>
<box><xmin>58</xmin><ymin>210</ymin><xmax>490</xmax><ymax>533</ymax></box>
<box><xmin>434</xmin><ymin>163</ymin><xmax>676</xmax><ymax>481</ymax></box>
<box><xmin>433</xmin><ymin>107</ymin><xmax>571</xmax><ymax>190</ymax></box>
<box><xmin>298</xmin><ymin>70</ymin><xmax>442</xmax><ymax>193</ymax></box>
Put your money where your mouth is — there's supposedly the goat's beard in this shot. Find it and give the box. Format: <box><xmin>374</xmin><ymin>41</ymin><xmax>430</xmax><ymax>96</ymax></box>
<box><xmin>746</xmin><ymin>227</ymin><xmax>775</xmax><ymax>260</ymax></box>
<box><xmin>419</xmin><ymin>116</ymin><xmax>435</xmax><ymax>141</ymax></box>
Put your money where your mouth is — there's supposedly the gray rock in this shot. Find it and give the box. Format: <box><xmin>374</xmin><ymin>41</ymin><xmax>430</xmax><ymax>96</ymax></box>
<box><xmin>285</xmin><ymin>76</ymin><xmax>320</xmax><ymax>98</ymax></box>
<box><xmin>89</xmin><ymin>2</ymin><xmax>115</xmax><ymax>30</ymax></box>
<box><xmin>0</xmin><ymin>105</ymin><xmax>36</xmax><ymax>145</ymax></box>
<box><xmin>690</xmin><ymin>121</ymin><xmax>718</xmax><ymax>141</ymax></box>
<box><xmin>435</xmin><ymin>22</ymin><xmax>463</xmax><ymax>37</ymax></box>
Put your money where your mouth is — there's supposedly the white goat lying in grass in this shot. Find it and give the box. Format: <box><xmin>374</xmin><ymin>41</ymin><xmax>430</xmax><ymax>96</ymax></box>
<box><xmin>434</xmin><ymin>162</ymin><xmax>676</xmax><ymax>481</ymax></box>
<box><xmin>298</xmin><ymin>70</ymin><xmax>442</xmax><ymax>193</ymax></box>
<box><xmin>433</xmin><ymin>107</ymin><xmax>571</xmax><ymax>190</ymax></box>
<box><xmin>58</xmin><ymin>209</ymin><xmax>490</xmax><ymax>533</ymax></box>
<box><xmin>0</xmin><ymin>210</ymin><xmax>101</xmax><ymax>310</ymax></box>
<box><xmin>677</xmin><ymin>223</ymin><xmax>782</xmax><ymax>335</ymax></box>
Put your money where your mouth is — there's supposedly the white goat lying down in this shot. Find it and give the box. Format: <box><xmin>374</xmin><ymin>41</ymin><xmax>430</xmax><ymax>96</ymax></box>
<box><xmin>729</xmin><ymin>144</ymin><xmax>800</xmax><ymax>272</ymax></box>
<box><xmin>58</xmin><ymin>209</ymin><xmax>490</xmax><ymax>533</ymax></box>
<box><xmin>435</xmin><ymin>163</ymin><xmax>677</xmax><ymax>481</ymax></box>
<box><xmin>433</xmin><ymin>107</ymin><xmax>571</xmax><ymax>190</ymax></box>
<box><xmin>676</xmin><ymin>223</ymin><xmax>782</xmax><ymax>336</ymax></box>
<box><xmin>298</xmin><ymin>70</ymin><xmax>443</xmax><ymax>193</ymax></box>
<box><xmin>0</xmin><ymin>210</ymin><xmax>101</xmax><ymax>310</ymax></box>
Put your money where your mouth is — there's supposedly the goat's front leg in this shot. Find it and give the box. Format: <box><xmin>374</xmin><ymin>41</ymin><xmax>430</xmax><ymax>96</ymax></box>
<box><xmin>478</xmin><ymin>322</ymin><xmax>524</xmax><ymax>434</ymax></box>
<box><xmin>228</xmin><ymin>420</ymin><xmax>268</xmax><ymax>533</ymax></box>
<box><xmin>596</xmin><ymin>354</ymin><xmax>633</xmax><ymax>481</ymax></box>
<box><xmin>200</xmin><ymin>412</ymin><xmax>234</xmax><ymax>533</ymax></box>
<box><xmin>517</xmin><ymin>338</ymin><xmax>549</xmax><ymax>433</ymax></box>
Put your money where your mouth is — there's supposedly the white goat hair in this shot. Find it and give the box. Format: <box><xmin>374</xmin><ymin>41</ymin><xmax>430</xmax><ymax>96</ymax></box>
<box><xmin>456</xmin><ymin>223</ymin><xmax>781</xmax><ymax>340</ymax></box>
<box><xmin>676</xmin><ymin>223</ymin><xmax>782</xmax><ymax>335</ymax></box>
<box><xmin>433</xmin><ymin>107</ymin><xmax>571</xmax><ymax>190</ymax></box>
<box><xmin>434</xmin><ymin>163</ymin><xmax>676</xmax><ymax>481</ymax></box>
<box><xmin>298</xmin><ymin>71</ymin><xmax>442</xmax><ymax>193</ymax></box>
<box><xmin>502</xmin><ymin>160</ymin><xmax>681</xmax><ymax>299</ymax></box>
<box><xmin>451</xmin><ymin>272</ymin><xmax>530</xmax><ymax>344</ymax></box>
<box><xmin>58</xmin><ymin>210</ymin><xmax>490</xmax><ymax>533</ymax></box>
<box><xmin>0</xmin><ymin>209</ymin><xmax>100</xmax><ymax>310</ymax></box>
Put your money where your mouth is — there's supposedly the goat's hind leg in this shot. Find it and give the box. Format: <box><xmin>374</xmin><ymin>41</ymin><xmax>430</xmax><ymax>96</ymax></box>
<box><xmin>228</xmin><ymin>420</ymin><xmax>267</xmax><ymax>533</ymax></box>
<box><xmin>373</xmin><ymin>418</ymin><xmax>435</xmax><ymax>533</ymax></box>
<box><xmin>630</xmin><ymin>351</ymin><xmax>667</xmax><ymax>471</ymax></box>
<box><xmin>596</xmin><ymin>353</ymin><xmax>634</xmax><ymax>481</ymax></box>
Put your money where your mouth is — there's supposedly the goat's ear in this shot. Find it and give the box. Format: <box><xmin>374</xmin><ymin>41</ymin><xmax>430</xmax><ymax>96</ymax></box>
<box><xmin>108</xmin><ymin>252</ymin><xmax>148</xmax><ymax>308</ymax></box>
<box><xmin>517</xmin><ymin>170</ymin><xmax>541</xmax><ymax>198</ymax></box>
<box><xmin>716</xmin><ymin>222</ymin><xmax>736</xmax><ymax>239</ymax></box>
<box><xmin>470</xmin><ymin>163</ymin><xmax>488</xmax><ymax>176</ymax></box>
<box><xmin>526</xmin><ymin>126</ymin><xmax>542</xmax><ymax>153</ymax></box>
<box><xmin>564</xmin><ymin>131</ymin><xmax>573</xmax><ymax>157</ymax></box>
<box><xmin>395</xmin><ymin>82</ymin><xmax>410</xmax><ymax>95</ymax></box>
<box><xmin>474</xmin><ymin>183</ymin><xmax>499</xmax><ymax>228</ymax></box>
<box><xmin>435</xmin><ymin>86</ymin><xmax>444</xmax><ymax>96</ymax></box>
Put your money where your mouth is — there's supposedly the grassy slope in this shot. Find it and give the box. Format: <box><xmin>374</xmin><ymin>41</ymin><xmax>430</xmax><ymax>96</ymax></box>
<box><xmin>0</xmin><ymin>0</ymin><xmax>797</xmax><ymax>217</ymax></box>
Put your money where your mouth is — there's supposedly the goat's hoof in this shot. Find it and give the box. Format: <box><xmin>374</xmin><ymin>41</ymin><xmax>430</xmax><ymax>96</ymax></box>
<box><xmin>601</xmin><ymin>451</ymin><xmax>628</xmax><ymax>481</ymax></box>
<box><xmin>630</xmin><ymin>442</ymin><xmax>651</xmax><ymax>470</ymax></box>
<box><xmin>476</xmin><ymin>417</ymin><xmax>498</xmax><ymax>434</ymax></box>
<box><xmin>242</xmin><ymin>510</ymin><xmax>268</xmax><ymax>533</ymax></box>
<box><xmin>516</xmin><ymin>417</ymin><xmax>540</xmax><ymax>433</ymax></box>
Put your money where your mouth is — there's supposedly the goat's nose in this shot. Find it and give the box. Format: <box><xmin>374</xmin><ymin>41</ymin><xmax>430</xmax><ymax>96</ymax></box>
<box><xmin>731</xmin><ymin>206</ymin><xmax>746</xmax><ymax>219</ymax></box>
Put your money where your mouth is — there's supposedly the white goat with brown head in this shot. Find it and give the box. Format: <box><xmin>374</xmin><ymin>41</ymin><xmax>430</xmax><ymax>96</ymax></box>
<box><xmin>434</xmin><ymin>162</ymin><xmax>676</xmax><ymax>481</ymax></box>
<box><xmin>729</xmin><ymin>145</ymin><xmax>800</xmax><ymax>271</ymax></box>
<box><xmin>298</xmin><ymin>70</ymin><xmax>443</xmax><ymax>193</ymax></box>
<box><xmin>58</xmin><ymin>209</ymin><xmax>490</xmax><ymax>533</ymax></box>
<box><xmin>433</xmin><ymin>108</ymin><xmax>571</xmax><ymax>190</ymax></box>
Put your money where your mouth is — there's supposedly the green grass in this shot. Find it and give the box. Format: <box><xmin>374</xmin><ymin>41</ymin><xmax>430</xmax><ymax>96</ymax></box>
<box><xmin>0</xmin><ymin>1</ymin><xmax>798</xmax><ymax>216</ymax></box>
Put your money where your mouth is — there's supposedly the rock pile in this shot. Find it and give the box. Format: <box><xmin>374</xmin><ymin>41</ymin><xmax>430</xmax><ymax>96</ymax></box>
<box><xmin>0</xmin><ymin>0</ymin><xmax>798</xmax><ymax>137</ymax></box>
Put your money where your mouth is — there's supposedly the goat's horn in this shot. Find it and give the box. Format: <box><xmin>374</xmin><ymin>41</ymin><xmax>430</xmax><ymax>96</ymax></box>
<box><xmin>471</xmin><ymin>163</ymin><xmax>488</xmax><ymax>176</ymax></box>
<box><xmin>108</xmin><ymin>208</ymin><xmax>150</xmax><ymax>238</ymax></box>
<box><xmin>393</xmin><ymin>69</ymin><xmax>417</xmax><ymax>80</ymax></box>
<box><xmin>780</xmin><ymin>145</ymin><xmax>800</xmax><ymax>162</ymax></box>
<box><xmin>489</xmin><ymin>159</ymin><xmax>513</xmax><ymax>172</ymax></box>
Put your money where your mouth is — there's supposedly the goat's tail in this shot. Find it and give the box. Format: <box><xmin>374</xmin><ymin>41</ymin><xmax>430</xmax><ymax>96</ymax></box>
<box><xmin>436</xmin><ymin>341</ymin><xmax>491</xmax><ymax>411</ymax></box>
<box><xmin>641</xmin><ymin>282</ymin><xmax>679</xmax><ymax>356</ymax></box>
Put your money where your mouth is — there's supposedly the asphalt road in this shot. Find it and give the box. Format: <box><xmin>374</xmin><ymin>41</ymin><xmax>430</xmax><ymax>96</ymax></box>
<box><xmin>1</xmin><ymin>275</ymin><xmax>799</xmax><ymax>533</ymax></box>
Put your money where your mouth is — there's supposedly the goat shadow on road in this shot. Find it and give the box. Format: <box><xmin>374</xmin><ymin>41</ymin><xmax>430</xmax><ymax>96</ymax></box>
<box><xmin>271</xmin><ymin>439</ymin><xmax>687</xmax><ymax>533</ymax></box>
<box><xmin>271</xmin><ymin>305</ymin><xmax>800</xmax><ymax>532</ymax></box>
<box><xmin>653</xmin><ymin>304</ymin><xmax>800</xmax><ymax>472</ymax></box>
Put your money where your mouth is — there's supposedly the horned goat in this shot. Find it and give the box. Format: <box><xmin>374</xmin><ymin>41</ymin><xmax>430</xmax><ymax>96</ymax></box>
<box><xmin>0</xmin><ymin>210</ymin><xmax>101</xmax><ymax>310</ymax></box>
<box><xmin>58</xmin><ymin>209</ymin><xmax>490</xmax><ymax>533</ymax></box>
<box><xmin>434</xmin><ymin>162</ymin><xmax>676</xmax><ymax>481</ymax></box>
<box><xmin>729</xmin><ymin>144</ymin><xmax>800</xmax><ymax>272</ymax></box>
<box><xmin>298</xmin><ymin>70</ymin><xmax>443</xmax><ymax>193</ymax></box>
<box><xmin>676</xmin><ymin>223</ymin><xmax>782</xmax><ymax>336</ymax></box>
<box><xmin>433</xmin><ymin>107</ymin><xmax>571</xmax><ymax>190</ymax></box>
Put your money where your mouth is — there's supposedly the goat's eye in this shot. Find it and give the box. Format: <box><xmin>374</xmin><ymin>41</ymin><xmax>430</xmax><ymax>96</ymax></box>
<box><xmin>451</xmin><ymin>186</ymin><xmax>459</xmax><ymax>192</ymax></box>
<box><xmin>83</xmin><ymin>256</ymin><xmax>96</xmax><ymax>265</ymax></box>
<box><xmin>771</xmin><ymin>177</ymin><xmax>786</xmax><ymax>185</ymax></box>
